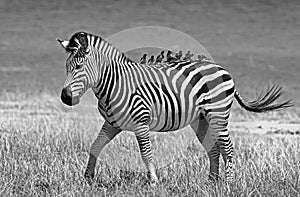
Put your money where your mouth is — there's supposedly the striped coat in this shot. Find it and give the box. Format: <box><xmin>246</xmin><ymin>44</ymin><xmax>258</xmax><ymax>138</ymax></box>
<box><xmin>57</xmin><ymin>32</ymin><xmax>292</xmax><ymax>184</ymax></box>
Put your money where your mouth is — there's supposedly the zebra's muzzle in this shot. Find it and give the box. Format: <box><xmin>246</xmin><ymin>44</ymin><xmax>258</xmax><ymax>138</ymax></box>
<box><xmin>61</xmin><ymin>87</ymin><xmax>80</xmax><ymax>106</ymax></box>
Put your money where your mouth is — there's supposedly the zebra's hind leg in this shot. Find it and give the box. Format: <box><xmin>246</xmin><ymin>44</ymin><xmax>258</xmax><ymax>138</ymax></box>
<box><xmin>207</xmin><ymin>111</ymin><xmax>234</xmax><ymax>183</ymax></box>
<box><xmin>190</xmin><ymin>115</ymin><xmax>221</xmax><ymax>182</ymax></box>
<box><xmin>135</xmin><ymin>125</ymin><xmax>158</xmax><ymax>184</ymax></box>
<box><xmin>84</xmin><ymin>121</ymin><xmax>121</xmax><ymax>184</ymax></box>
<box><xmin>218</xmin><ymin>130</ymin><xmax>234</xmax><ymax>183</ymax></box>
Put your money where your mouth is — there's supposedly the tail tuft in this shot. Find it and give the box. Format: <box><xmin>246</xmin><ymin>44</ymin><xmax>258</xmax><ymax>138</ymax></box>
<box><xmin>234</xmin><ymin>85</ymin><xmax>293</xmax><ymax>113</ymax></box>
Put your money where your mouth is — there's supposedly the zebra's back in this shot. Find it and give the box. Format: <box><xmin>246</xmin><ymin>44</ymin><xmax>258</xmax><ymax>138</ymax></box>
<box><xmin>101</xmin><ymin>60</ymin><xmax>235</xmax><ymax>132</ymax></box>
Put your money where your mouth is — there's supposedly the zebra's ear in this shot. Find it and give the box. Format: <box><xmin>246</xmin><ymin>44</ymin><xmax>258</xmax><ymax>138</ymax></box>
<box><xmin>75</xmin><ymin>33</ymin><xmax>89</xmax><ymax>55</ymax></box>
<box><xmin>56</xmin><ymin>38</ymin><xmax>69</xmax><ymax>49</ymax></box>
<box><xmin>76</xmin><ymin>33</ymin><xmax>88</xmax><ymax>49</ymax></box>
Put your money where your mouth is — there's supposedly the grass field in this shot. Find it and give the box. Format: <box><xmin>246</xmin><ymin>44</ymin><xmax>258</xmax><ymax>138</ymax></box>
<box><xmin>0</xmin><ymin>92</ymin><xmax>299</xmax><ymax>196</ymax></box>
<box><xmin>1</xmin><ymin>0</ymin><xmax>300</xmax><ymax>196</ymax></box>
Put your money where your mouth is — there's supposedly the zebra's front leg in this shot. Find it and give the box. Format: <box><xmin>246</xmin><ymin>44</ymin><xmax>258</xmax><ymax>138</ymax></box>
<box><xmin>135</xmin><ymin>125</ymin><xmax>158</xmax><ymax>184</ymax></box>
<box><xmin>85</xmin><ymin>121</ymin><xmax>121</xmax><ymax>184</ymax></box>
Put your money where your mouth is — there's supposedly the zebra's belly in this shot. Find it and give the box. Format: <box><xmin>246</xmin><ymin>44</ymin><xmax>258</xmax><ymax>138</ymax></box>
<box><xmin>148</xmin><ymin>102</ymin><xmax>201</xmax><ymax>132</ymax></box>
<box><xmin>102</xmin><ymin>104</ymin><xmax>198</xmax><ymax>132</ymax></box>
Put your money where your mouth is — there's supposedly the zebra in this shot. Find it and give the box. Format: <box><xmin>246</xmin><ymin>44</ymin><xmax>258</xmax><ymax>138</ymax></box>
<box><xmin>57</xmin><ymin>31</ymin><xmax>292</xmax><ymax>184</ymax></box>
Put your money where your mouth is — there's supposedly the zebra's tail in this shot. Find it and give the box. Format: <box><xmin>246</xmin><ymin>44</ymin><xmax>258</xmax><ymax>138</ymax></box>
<box><xmin>234</xmin><ymin>85</ymin><xmax>293</xmax><ymax>113</ymax></box>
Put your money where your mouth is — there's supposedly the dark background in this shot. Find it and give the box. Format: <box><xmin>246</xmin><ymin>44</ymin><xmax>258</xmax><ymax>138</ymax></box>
<box><xmin>1</xmin><ymin>0</ymin><xmax>299</xmax><ymax>105</ymax></box>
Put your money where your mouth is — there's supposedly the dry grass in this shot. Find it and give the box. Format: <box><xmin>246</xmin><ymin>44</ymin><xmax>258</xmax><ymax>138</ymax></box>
<box><xmin>0</xmin><ymin>91</ymin><xmax>299</xmax><ymax>196</ymax></box>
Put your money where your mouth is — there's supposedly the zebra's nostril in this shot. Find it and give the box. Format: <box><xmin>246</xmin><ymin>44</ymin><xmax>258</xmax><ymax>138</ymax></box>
<box><xmin>62</xmin><ymin>86</ymin><xmax>72</xmax><ymax>97</ymax></box>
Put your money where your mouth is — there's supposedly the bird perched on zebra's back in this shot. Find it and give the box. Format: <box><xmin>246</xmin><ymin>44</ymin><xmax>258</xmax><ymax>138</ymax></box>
<box><xmin>165</xmin><ymin>50</ymin><xmax>177</xmax><ymax>63</ymax></box>
<box><xmin>175</xmin><ymin>50</ymin><xmax>183</xmax><ymax>60</ymax></box>
<box><xmin>183</xmin><ymin>50</ymin><xmax>194</xmax><ymax>61</ymax></box>
<box><xmin>197</xmin><ymin>54</ymin><xmax>205</xmax><ymax>61</ymax></box>
<box><xmin>140</xmin><ymin>54</ymin><xmax>147</xmax><ymax>64</ymax></box>
<box><xmin>148</xmin><ymin>55</ymin><xmax>155</xmax><ymax>64</ymax></box>
<box><xmin>197</xmin><ymin>54</ymin><xmax>211</xmax><ymax>62</ymax></box>
<box><xmin>155</xmin><ymin>51</ymin><xmax>164</xmax><ymax>64</ymax></box>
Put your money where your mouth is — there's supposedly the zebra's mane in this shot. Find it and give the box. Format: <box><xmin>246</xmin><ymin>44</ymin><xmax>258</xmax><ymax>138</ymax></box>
<box><xmin>65</xmin><ymin>31</ymin><xmax>134</xmax><ymax>64</ymax></box>
<box><xmin>84</xmin><ymin>32</ymin><xmax>135</xmax><ymax>64</ymax></box>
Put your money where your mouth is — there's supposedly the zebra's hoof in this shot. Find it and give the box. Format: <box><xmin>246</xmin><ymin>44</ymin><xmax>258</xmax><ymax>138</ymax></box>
<box><xmin>208</xmin><ymin>175</ymin><xmax>219</xmax><ymax>184</ymax></box>
<box><xmin>226</xmin><ymin>177</ymin><xmax>234</xmax><ymax>184</ymax></box>
<box><xmin>84</xmin><ymin>171</ymin><xmax>95</xmax><ymax>185</ymax></box>
<box><xmin>150</xmin><ymin>180</ymin><xmax>158</xmax><ymax>187</ymax></box>
<box><xmin>147</xmin><ymin>171</ymin><xmax>158</xmax><ymax>186</ymax></box>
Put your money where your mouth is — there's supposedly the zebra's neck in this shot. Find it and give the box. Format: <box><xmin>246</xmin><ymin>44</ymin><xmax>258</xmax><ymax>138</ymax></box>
<box><xmin>88</xmin><ymin>34</ymin><xmax>137</xmax><ymax>103</ymax></box>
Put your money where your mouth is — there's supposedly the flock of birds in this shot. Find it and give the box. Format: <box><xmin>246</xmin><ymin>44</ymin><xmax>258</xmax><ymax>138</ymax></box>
<box><xmin>139</xmin><ymin>50</ymin><xmax>211</xmax><ymax>65</ymax></box>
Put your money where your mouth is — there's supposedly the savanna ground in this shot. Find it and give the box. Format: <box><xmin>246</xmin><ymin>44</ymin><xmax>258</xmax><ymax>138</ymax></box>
<box><xmin>0</xmin><ymin>0</ymin><xmax>300</xmax><ymax>196</ymax></box>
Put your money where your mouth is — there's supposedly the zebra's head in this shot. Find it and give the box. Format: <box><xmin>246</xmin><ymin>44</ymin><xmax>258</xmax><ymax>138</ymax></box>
<box><xmin>57</xmin><ymin>32</ymin><xmax>98</xmax><ymax>106</ymax></box>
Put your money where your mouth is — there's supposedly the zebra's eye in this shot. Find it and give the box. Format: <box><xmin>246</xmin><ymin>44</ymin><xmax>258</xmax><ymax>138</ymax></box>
<box><xmin>75</xmin><ymin>64</ymin><xmax>83</xmax><ymax>70</ymax></box>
